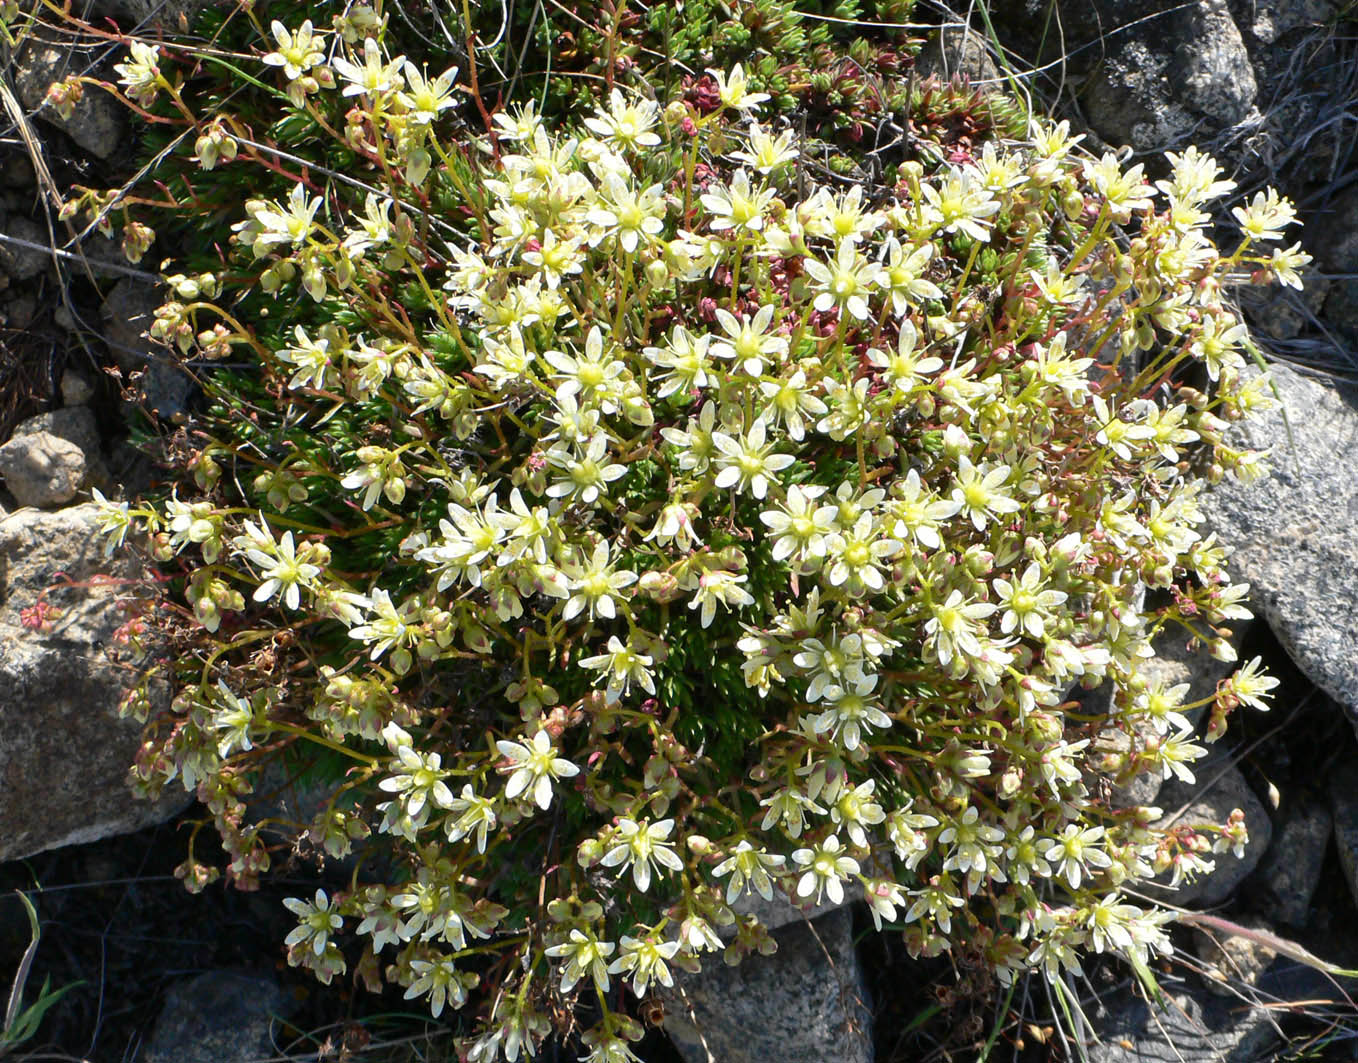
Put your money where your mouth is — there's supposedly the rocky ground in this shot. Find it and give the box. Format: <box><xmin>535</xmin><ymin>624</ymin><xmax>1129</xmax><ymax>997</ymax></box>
<box><xmin>4</xmin><ymin>1</ymin><xmax>1358</xmax><ymax>1060</ymax></box>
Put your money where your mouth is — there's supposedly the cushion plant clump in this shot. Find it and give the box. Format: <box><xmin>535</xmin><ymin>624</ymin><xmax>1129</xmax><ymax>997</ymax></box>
<box><xmin>87</xmin><ymin>10</ymin><xmax>1303</xmax><ymax>1059</ymax></box>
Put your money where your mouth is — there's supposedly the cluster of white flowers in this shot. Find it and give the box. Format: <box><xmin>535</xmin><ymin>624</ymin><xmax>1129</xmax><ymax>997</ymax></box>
<box><xmin>103</xmin><ymin>18</ymin><xmax>1304</xmax><ymax>1057</ymax></box>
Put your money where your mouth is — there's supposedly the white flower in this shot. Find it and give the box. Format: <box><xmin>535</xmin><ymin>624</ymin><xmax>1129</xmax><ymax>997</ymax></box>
<box><xmin>379</xmin><ymin>745</ymin><xmax>455</xmax><ymax>818</ymax></box>
<box><xmin>701</xmin><ymin>169</ymin><xmax>775</xmax><ymax>234</ymax></box>
<box><xmin>242</xmin><ymin>521</ymin><xmax>320</xmax><ymax>609</ymax></box>
<box><xmin>803</xmin><ymin>240</ymin><xmax>881</xmax><ymax>321</ymax></box>
<box><xmin>600</xmin><ymin>818</ymin><xmax>684</xmax><ymax>892</ymax></box>
<box><xmin>712</xmin><ymin>417</ymin><xmax>794</xmax><ymax>499</ymax></box>
<box><xmin>792</xmin><ymin>835</ymin><xmax>860</xmax><ymax>904</ymax></box>
<box><xmin>404</xmin><ymin>955</ymin><xmax>476</xmax><ymax>1018</ymax></box>
<box><xmin>608</xmin><ymin>935</ymin><xmax>681</xmax><ymax>996</ymax></box>
<box><xmin>397</xmin><ymin>60</ymin><xmax>459</xmax><ymax>123</ymax></box>
<box><xmin>262</xmin><ymin>18</ymin><xmax>326</xmax><ymax>81</ymax></box>
<box><xmin>710</xmin><ymin>304</ymin><xmax>788</xmax><ymax>377</ymax></box>
<box><xmin>824</xmin><ymin>513</ymin><xmax>902</xmax><ymax>596</ymax></box>
<box><xmin>829</xmin><ymin>779</ymin><xmax>886</xmax><ymax>848</ymax></box>
<box><xmin>348</xmin><ymin>588</ymin><xmax>418</xmax><ymax>669</ymax></box>
<box><xmin>708</xmin><ymin>63</ymin><xmax>770</xmax><ymax>112</ymax></box>
<box><xmin>993</xmin><ymin>563</ymin><xmax>1067</xmax><ymax>639</ymax></box>
<box><xmin>91</xmin><ymin>487</ymin><xmax>133</xmax><ymax>556</ymax></box>
<box><xmin>950</xmin><ymin>456</ymin><xmax>1021</xmax><ymax>531</ymax></box>
<box><xmin>731</xmin><ymin>121</ymin><xmax>799</xmax><ymax>173</ymax></box>
<box><xmin>578</xmin><ymin>636</ymin><xmax>656</xmax><ymax>704</ymax></box>
<box><xmin>924</xmin><ymin>589</ymin><xmax>997</xmax><ymax>667</ymax></box>
<box><xmin>544</xmin><ymin>929</ymin><xmax>614</xmax><ymax>993</ymax></box>
<box><xmin>920</xmin><ymin>169</ymin><xmax>1000</xmax><ymax>242</ymax></box>
<box><xmin>211</xmin><ymin>680</ymin><xmax>258</xmax><ymax>757</ymax></box>
<box><xmin>758</xmin><ymin>370</ymin><xmax>827</xmax><ymax>441</ymax></box>
<box><xmin>1037</xmin><ymin>824</ymin><xmax>1112</xmax><ymax>890</ymax></box>
<box><xmin>496</xmin><ymin>730</ymin><xmax>580</xmax><ymax>810</ymax></box>
<box><xmin>810</xmin><ymin>674</ymin><xmax>893</xmax><ymax>751</ymax></box>
<box><xmin>688</xmin><ymin>568</ymin><xmax>754</xmax><ymax>628</ymax></box>
<box><xmin>645</xmin><ymin>325</ymin><xmax>717</xmax><ymax>398</ymax></box>
<box><xmin>445</xmin><ymin>784</ymin><xmax>498</xmax><ymax>853</ymax></box>
<box><xmin>889</xmin><ymin>469</ymin><xmax>961</xmax><ymax>550</ymax></box>
<box><xmin>546</xmin><ymin>434</ymin><xmax>628</xmax><ymax>505</ymax></box>
<box><xmin>283</xmin><ymin>889</ymin><xmax>343</xmax><ymax>957</ymax></box>
<box><xmin>332</xmin><ymin>37</ymin><xmax>401</xmax><ymax>97</ymax></box>
<box><xmin>1221</xmin><ymin>655</ymin><xmax>1279</xmax><ymax>711</ymax></box>
<box><xmin>114</xmin><ymin>41</ymin><xmax>162</xmax><ymax>107</ymax></box>
<box><xmin>583</xmin><ymin>88</ymin><xmax>662</xmax><ymax>149</ymax></box>
<box><xmin>561</xmin><ymin>540</ymin><xmax>637</xmax><ymax>621</ymax></box>
<box><xmin>1231</xmin><ymin>188</ymin><xmax>1299</xmax><ymax>242</ymax></box>
<box><xmin>759</xmin><ymin>484</ymin><xmax>835</xmax><ymax>563</ymax></box>
<box><xmin>712</xmin><ymin>840</ymin><xmax>786</xmax><ymax>903</ymax></box>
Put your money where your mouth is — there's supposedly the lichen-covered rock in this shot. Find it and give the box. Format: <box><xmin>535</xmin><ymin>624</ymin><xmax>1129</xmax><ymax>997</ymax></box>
<box><xmin>0</xmin><ymin>431</ymin><xmax>86</xmax><ymax>508</ymax></box>
<box><xmin>142</xmin><ymin>970</ymin><xmax>294</xmax><ymax>1063</ymax></box>
<box><xmin>658</xmin><ymin>907</ymin><xmax>873</xmax><ymax>1063</ymax></box>
<box><xmin>1228</xmin><ymin>0</ymin><xmax>1342</xmax><ymax>45</ymax></box>
<box><xmin>1199</xmin><ymin>362</ymin><xmax>1358</xmax><ymax>733</ymax></box>
<box><xmin>0</xmin><ymin>505</ymin><xmax>185</xmax><ymax>861</ymax></box>
<box><xmin>1079</xmin><ymin>0</ymin><xmax>1257</xmax><ymax>149</ymax></box>
<box><xmin>983</xmin><ymin>0</ymin><xmax>1258</xmax><ymax>150</ymax></box>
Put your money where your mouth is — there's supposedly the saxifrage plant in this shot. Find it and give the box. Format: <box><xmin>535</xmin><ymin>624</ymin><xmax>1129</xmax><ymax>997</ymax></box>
<box><xmin>64</xmin><ymin>7</ymin><xmax>1310</xmax><ymax>1058</ymax></box>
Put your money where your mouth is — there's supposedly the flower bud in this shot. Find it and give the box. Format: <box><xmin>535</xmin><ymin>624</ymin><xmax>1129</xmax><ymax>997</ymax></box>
<box><xmin>638</xmin><ymin>570</ymin><xmax>681</xmax><ymax>602</ymax></box>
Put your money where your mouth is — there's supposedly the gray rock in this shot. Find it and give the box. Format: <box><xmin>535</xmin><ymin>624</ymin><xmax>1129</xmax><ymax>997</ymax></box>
<box><xmin>1146</xmin><ymin>749</ymin><xmax>1272</xmax><ymax>907</ymax></box>
<box><xmin>1199</xmin><ymin>362</ymin><xmax>1358</xmax><ymax>732</ymax></box>
<box><xmin>10</xmin><ymin>407</ymin><xmax>111</xmax><ymax>491</ymax></box>
<box><xmin>1081</xmin><ymin>0</ymin><xmax>1258</xmax><ymax>150</ymax></box>
<box><xmin>1</xmin><ymin>152</ymin><xmax>34</xmax><ymax>190</ymax></box>
<box><xmin>1089</xmin><ymin>987</ymin><xmax>1278</xmax><ymax>1062</ymax></box>
<box><xmin>1100</xmin><ymin>725</ymin><xmax>1169</xmax><ymax>809</ymax></box>
<box><xmin>0</xmin><ymin>431</ymin><xmax>86</xmax><ymax>508</ymax></box>
<box><xmin>1230</xmin><ymin>0</ymin><xmax>1341</xmax><ymax>43</ymax></box>
<box><xmin>1255</xmin><ymin>798</ymin><xmax>1331</xmax><ymax>926</ymax></box>
<box><xmin>1234</xmin><ymin>274</ymin><xmax>1330</xmax><ymax>342</ymax></box>
<box><xmin>0</xmin><ymin>291</ymin><xmax>38</xmax><ymax>331</ymax></box>
<box><xmin>61</xmin><ymin>368</ymin><xmax>97</xmax><ymax>406</ymax></box>
<box><xmin>101</xmin><ymin>278</ymin><xmax>193</xmax><ymax>421</ymax></box>
<box><xmin>101</xmin><ymin>278</ymin><xmax>162</xmax><ymax>373</ymax></box>
<box><xmin>101</xmin><ymin>0</ymin><xmax>211</xmax><ymax>30</ymax></box>
<box><xmin>11</xmin><ymin>407</ymin><xmax>101</xmax><ymax>465</ymax></box>
<box><xmin>659</xmin><ymin>907</ymin><xmax>872</xmax><ymax>1063</ymax></box>
<box><xmin>916</xmin><ymin>24</ymin><xmax>1000</xmax><ymax>86</ymax></box>
<box><xmin>1192</xmin><ymin>915</ymin><xmax>1278</xmax><ymax>995</ymax></box>
<box><xmin>0</xmin><ymin>505</ymin><xmax>185</xmax><ymax>862</ymax></box>
<box><xmin>142</xmin><ymin>970</ymin><xmax>294</xmax><ymax>1063</ymax></box>
<box><xmin>1315</xmin><ymin>186</ymin><xmax>1358</xmax><ymax>340</ymax></box>
<box><xmin>1327</xmin><ymin>755</ymin><xmax>1358</xmax><ymax>911</ymax></box>
<box><xmin>11</xmin><ymin>39</ymin><xmax>129</xmax><ymax>159</ymax></box>
<box><xmin>0</xmin><ymin>215</ymin><xmax>49</xmax><ymax>281</ymax></box>
<box><xmin>982</xmin><ymin>0</ymin><xmax>1257</xmax><ymax>151</ymax></box>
